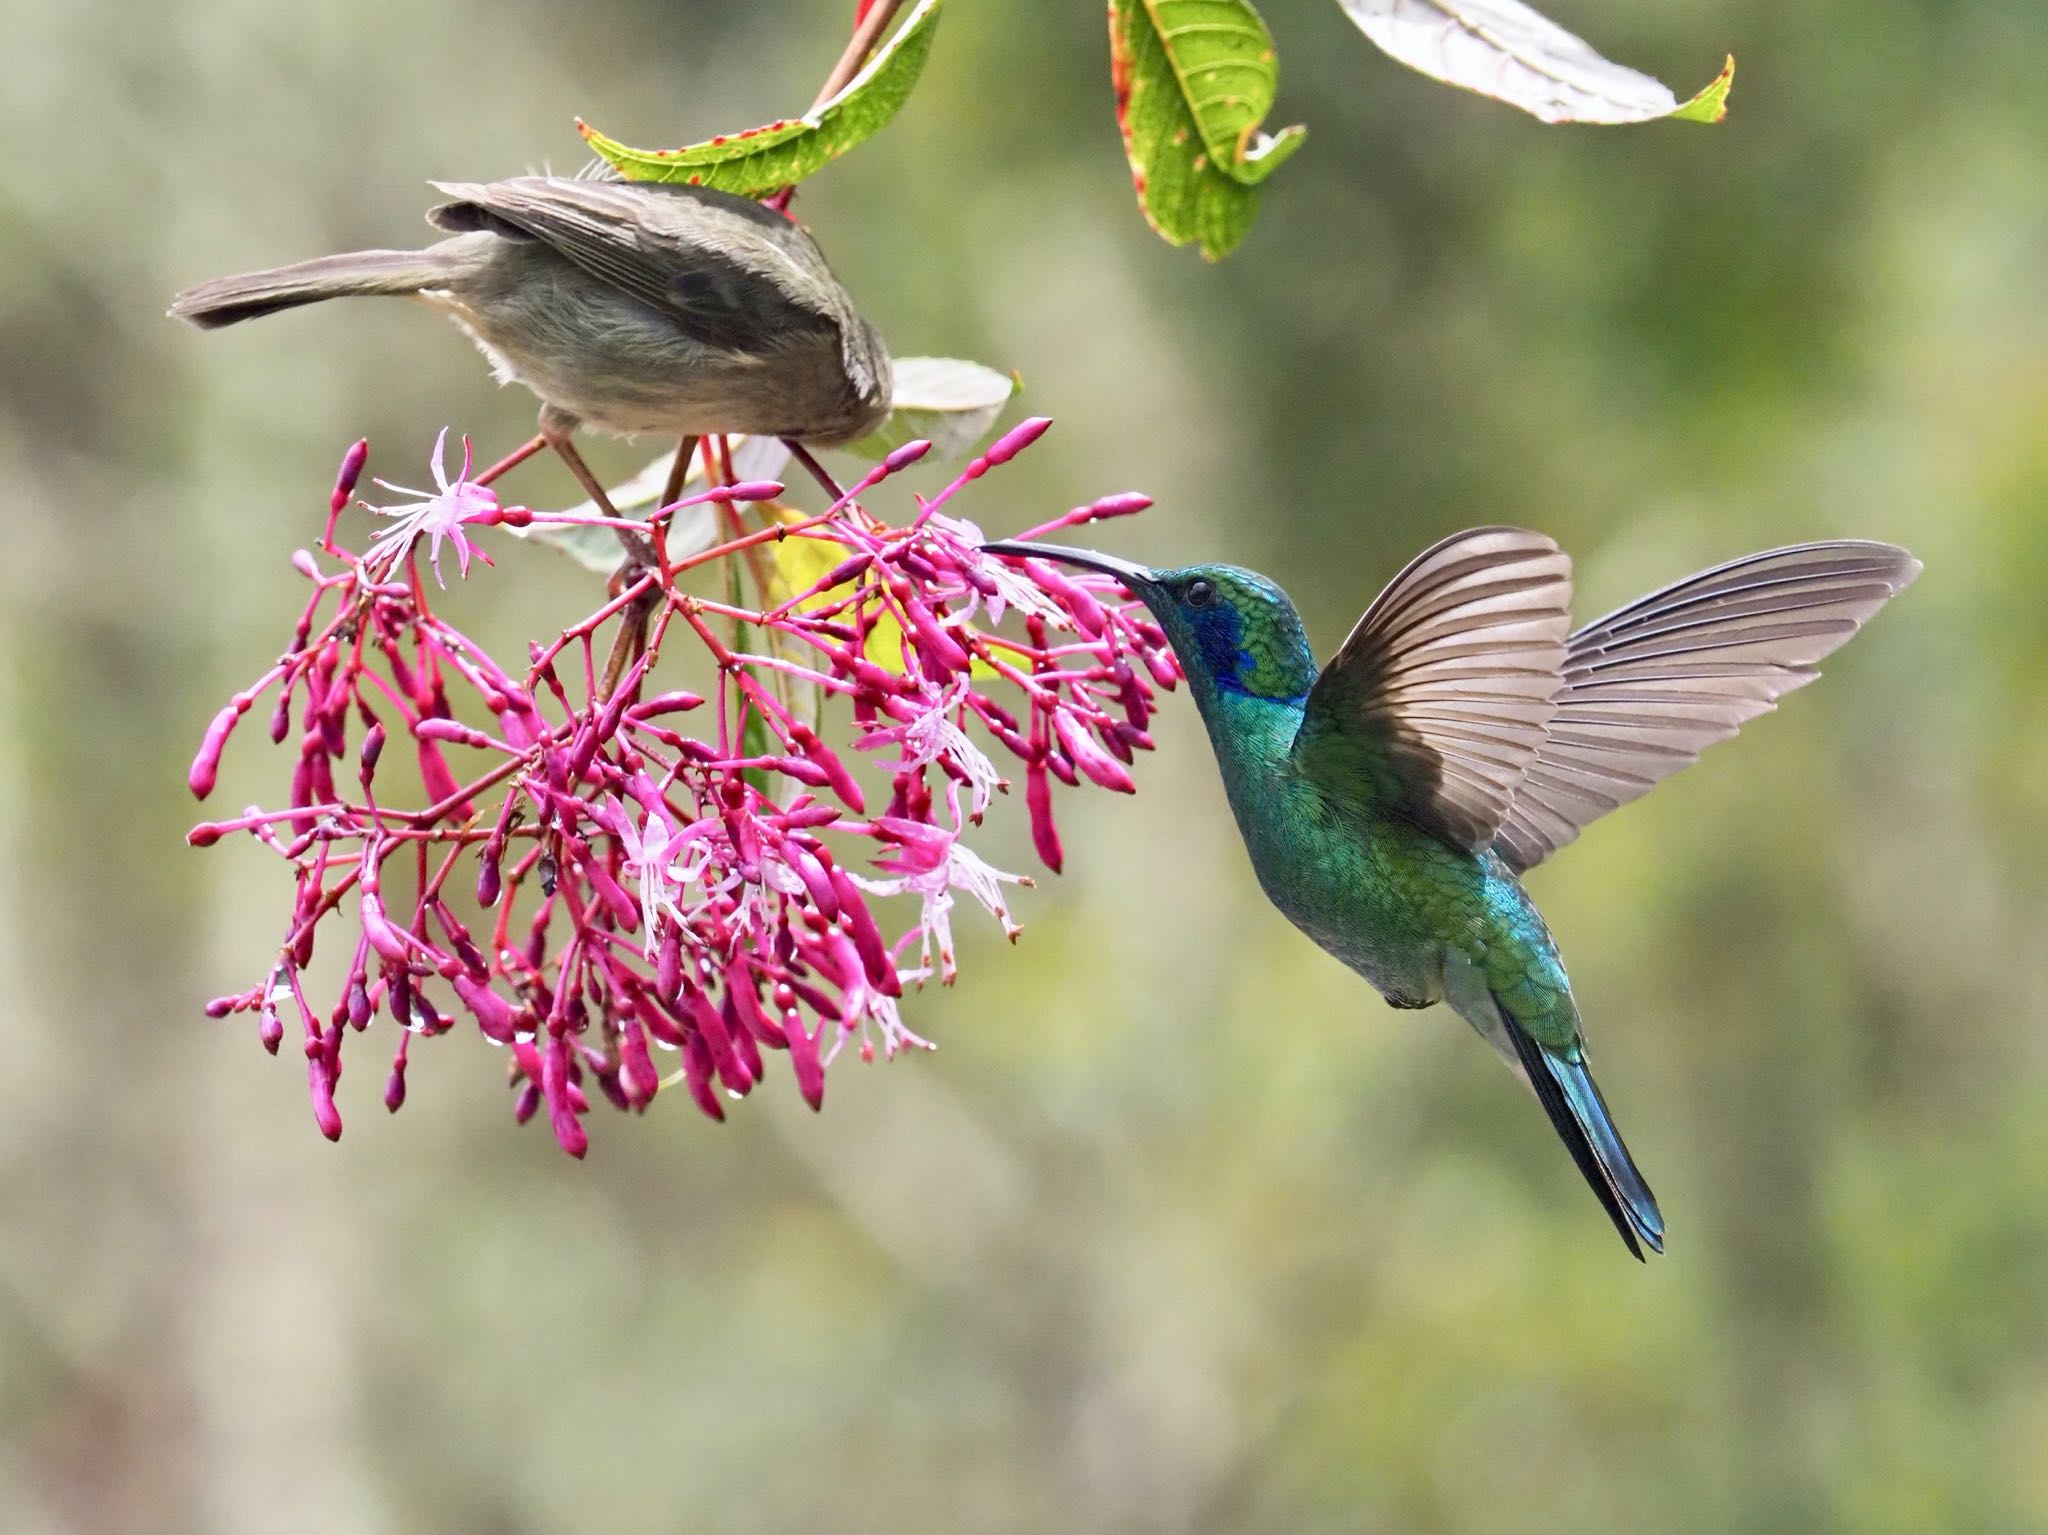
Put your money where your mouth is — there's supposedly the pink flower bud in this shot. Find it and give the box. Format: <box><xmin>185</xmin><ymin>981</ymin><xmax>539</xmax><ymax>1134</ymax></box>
<box><xmin>414</xmin><ymin>718</ymin><xmax>499</xmax><ymax>751</ymax></box>
<box><xmin>330</xmin><ymin>438</ymin><xmax>370</xmax><ymax>514</ymax></box>
<box><xmin>475</xmin><ymin>851</ymin><xmax>502</xmax><ymax>909</ymax></box>
<box><xmin>626</xmin><ymin>691</ymin><xmax>705</xmax><ymax>720</ymax></box>
<box><xmin>784</xmin><ymin>1012</ymin><xmax>825</xmax><ymax>1110</ymax></box>
<box><xmin>983</xmin><ymin>416</ymin><xmax>1051</xmax><ymax>467</ymax></box>
<box><xmin>884</xmin><ymin>440</ymin><xmax>933</xmax><ymax>473</ymax></box>
<box><xmin>309</xmin><ymin>1059</ymin><xmax>342</xmax><ymax>1141</ymax></box>
<box><xmin>680</xmin><ymin>1031</ymin><xmax>725</xmax><ymax>1122</ymax></box>
<box><xmin>1026</xmin><ymin>758</ymin><xmax>1063</xmax><ymax>873</ymax></box>
<box><xmin>359</xmin><ymin>892</ymin><xmax>411</xmax><ymax>965</ymax></box>
<box><xmin>1053</xmin><ymin>712</ymin><xmax>1135</xmax><ymax>793</ymax></box>
<box><xmin>790</xmin><ymin>723</ymin><xmax>865</xmax><ymax>812</ymax></box>
<box><xmin>1086</xmin><ymin>491</ymin><xmax>1152</xmax><ymax>519</ymax></box>
<box><xmin>542</xmin><ymin>1035</ymin><xmax>588</xmax><ymax>1159</ymax></box>
<box><xmin>189</xmin><ymin>701</ymin><xmax>246</xmax><ymax>799</ymax></box>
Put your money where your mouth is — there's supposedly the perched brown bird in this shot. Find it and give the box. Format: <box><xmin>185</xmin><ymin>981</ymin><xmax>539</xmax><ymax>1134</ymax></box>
<box><xmin>171</xmin><ymin>176</ymin><xmax>892</xmax><ymax>510</ymax></box>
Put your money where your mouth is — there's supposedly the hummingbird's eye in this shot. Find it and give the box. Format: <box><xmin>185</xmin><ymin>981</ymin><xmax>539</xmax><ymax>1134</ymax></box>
<box><xmin>1185</xmin><ymin>579</ymin><xmax>1217</xmax><ymax>609</ymax></box>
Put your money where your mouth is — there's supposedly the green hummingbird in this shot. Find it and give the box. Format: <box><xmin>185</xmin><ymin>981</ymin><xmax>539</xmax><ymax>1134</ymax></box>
<box><xmin>983</xmin><ymin>528</ymin><xmax>1919</xmax><ymax>1258</ymax></box>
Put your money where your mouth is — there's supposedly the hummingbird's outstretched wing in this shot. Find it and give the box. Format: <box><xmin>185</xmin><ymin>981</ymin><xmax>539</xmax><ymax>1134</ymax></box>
<box><xmin>1492</xmin><ymin>541</ymin><xmax>1921</xmax><ymax>872</ymax></box>
<box><xmin>1291</xmin><ymin>527</ymin><xmax>1572</xmax><ymax>849</ymax></box>
<box><xmin>425</xmin><ymin>178</ymin><xmax>840</xmax><ymax>354</ymax></box>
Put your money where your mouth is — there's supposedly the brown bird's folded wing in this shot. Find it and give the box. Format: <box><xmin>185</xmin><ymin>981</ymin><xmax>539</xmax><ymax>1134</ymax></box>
<box><xmin>1491</xmin><ymin>541</ymin><xmax>1921</xmax><ymax>873</ymax></box>
<box><xmin>1292</xmin><ymin>527</ymin><xmax>1573</xmax><ymax>850</ymax></box>
<box><xmin>426</xmin><ymin>177</ymin><xmax>838</xmax><ymax>354</ymax></box>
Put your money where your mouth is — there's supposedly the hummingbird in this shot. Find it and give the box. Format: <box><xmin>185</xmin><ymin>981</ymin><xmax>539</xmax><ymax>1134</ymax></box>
<box><xmin>982</xmin><ymin>528</ymin><xmax>1919</xmax><ymax>1258</ymax></box>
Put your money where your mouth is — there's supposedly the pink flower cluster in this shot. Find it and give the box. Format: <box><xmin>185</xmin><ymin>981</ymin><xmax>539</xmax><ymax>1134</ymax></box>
<box><xmin>189</xmin><ymin>420</ymin><xmax>1176</xmax><ymax>1154</ymax></box>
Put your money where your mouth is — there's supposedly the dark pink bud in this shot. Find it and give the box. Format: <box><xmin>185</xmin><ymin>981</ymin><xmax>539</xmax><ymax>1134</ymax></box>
<box><xmin>360</xmin><ymin>723</ymin><xmax>386</xmax><ymax>773</ymax></box>
<box><xmin>618</xmin><ymin>1017</ymin><xmax>659</xmax><ymax>1108</ymax></box>
<box><xmin>784</xmin><ymin>1012</ymin><xmax>825</xmax><ymax>1110</ymax></box>
<box><xmin>542</xmin><ymin>1036</ymin><xmax>587</xmax><ymax>1158</ymax></box>
<box><xmin>1026</xmin><ymin>758</ymin><xmax>1063</xmax><ymax>873</ymax></box>
<box><xmin>786</xmin><ymin>841</ymin><xmax>840</xmax><ymax>921</ymax></box>
<box><xmin>905</xmin><ymin>605</ymin><xmax>972</xmax><ymax>675</ymax></box>
<box><xmin>983</xmin><ymin>416</ymin><xmax>1051</xmax><ymax>467</ymax></box>
<box><xmin>259</xmin><ymin>1004</ymin><xmax>285</xmax><ymax>1055</ymax></box>
<box><xmin>817</xmin><ymin>552</ymin><xmax>875</xmax><ymax>591</ymax></box>
<box><xmin>583</xmin><ymin>857</ymin><xmax>641</xmax><ymax>931</ymax></box>
<box><xmin>681</xmin><ymin>1031</ymin><xmax>725</xmax><ymax>1122</ymax></box>
<box><xmin>884</xmin><ymin>440</ymin><xmax>933</xmax><ymax>472</ymax></box>
<box><xmin>1086</xmin><ymin>491</ymin><xmax>1152</xmax><ymax>519</ymax></box>
<box><xmin>414</xmin><ymin>718</ymin><xmax>498</xmax><ymax>751</ymax></box>
<box><xmin>832</xmin><ymin>866</ymin><xmax>901</xmax><ymax>995</ymax></box>
<box><xmin>455</xmin><ymin>972</ymin><xmax>516</xmax><ymax>1042</ymax></box>
<box><xmin>626</xmin><ymin>691</ymin><xmax>705</xmax><ymax>720</ymax></box>
<box><xmin>475</xmin><ymin>850</ymin><xmax>502</xmax><ymax>909</ymax></box>
<box><xmin>685</xmin><ymin>985</ymin><xmax>752</xmax><ymax>1095</ymax></box>
<box><xmin>309</xmin><ymin>1060</ymin><xmax>342</xmax><ymax>1141</ymax></box>
<box><xmin>513</xmin><ymin>1081</ymin><xmax>542</xmax><ymax>1125</ymax></box>
<box><xmin>718</xmin><ymin>479</ymin><xmax>785</xmax><ymax>502</ymax></box>
<box><xmin>1029</xmin><ymin>563</ymin><xmax>1108</xmax><ymax>637</ymax></box>
<box><xmin>790</xmin><ymin>724</ymin><xmax>865</xmax><ymax>812</ymax></box>
<box><xmin>189</xmin><ymin>702</ymin><xmax>246</xmax><ymax>799</ymax></box>
<box><xmin>384</xmin><ymin>1050</ymin><xmax>408</xmax><ymax>1113</ymax></box>
<box><xmin>347</xmin><ymin>977</ymin><xmax>372</xmax><ymax>1029</ymax></box>
<box><xmin>416</xmin><ymin>740</ymin><xmax>472</xmax><ymax>821</ymax></box>
<box><xmin>330</xmin><ymin>438</ymin><xmax>370</xmax><ymax>515</ymax></box>
<box><xmin>1054</xmin><ymin>712</ymin><xmax>1136</xmax><ymax>793</ymax></box>
<box><xmin>655</xmin><ymin>924</ymin><xmax>684</xmax><ymax>1001</ymax></box>
<box><xmin>269</xmin><ymin>694</ymin><xmax>291</xmax><ymax>744</ymax></box>
<box><xmin>360</xmin><ymin>892</ymin><xmax>411</xmax><ymax>965</ymax></box>
<box><xmin>186</xmin><ymin>822</ymin><xmax>224</xmax><ymax>848</ymax></box>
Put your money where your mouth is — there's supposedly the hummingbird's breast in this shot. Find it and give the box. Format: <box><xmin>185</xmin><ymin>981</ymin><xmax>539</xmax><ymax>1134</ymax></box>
<box><xmin>1218</xmin><ymin>750</ymin><xmax>1454</xmax><ymax>1007</ymax></box>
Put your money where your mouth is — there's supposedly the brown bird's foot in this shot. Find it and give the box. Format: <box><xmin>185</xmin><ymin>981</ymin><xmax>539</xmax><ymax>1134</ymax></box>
<box><xmin>538</xmin><ymin>404</ymin><xmax>656</xmax><ymax>572</ymax></box>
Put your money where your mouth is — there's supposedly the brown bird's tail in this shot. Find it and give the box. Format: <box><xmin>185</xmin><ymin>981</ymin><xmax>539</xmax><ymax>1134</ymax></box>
<box><xmin>169</xmin><ymin>249</ymin><xmax>447</xmax><ymax>329</ymax></box>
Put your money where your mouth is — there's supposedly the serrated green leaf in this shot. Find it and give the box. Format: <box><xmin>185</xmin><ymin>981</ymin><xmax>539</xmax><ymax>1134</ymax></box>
<box><xmin>1335</xmin><ymin>0</ymin><xmax>1733</xmax><ymax>126</ymax></box>
<box><xmin>581</xmin><ymin>0</ymin><xmax>944</xmax><ymax>192</ymax></box>
<box><xmin>837</xmin><ymin>356</ymin><xmax>1018</xmax><ymax>461</ymax></box>
<box><xmin>1110</xmin><ymin>0</ymin><xmax>1305</xmax><ymax>261</ymax></box>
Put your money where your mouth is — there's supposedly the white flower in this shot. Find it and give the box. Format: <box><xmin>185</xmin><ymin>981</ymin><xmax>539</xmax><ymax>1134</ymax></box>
<box><xmin>365</xmin><ymin>428</ymin><xmax>499</xmax><ymax>586</ymax></box>
<box><xmin>854</xmin><ymin>830</ymin><xmax>1025</xmax><ymax>985</ymax></box>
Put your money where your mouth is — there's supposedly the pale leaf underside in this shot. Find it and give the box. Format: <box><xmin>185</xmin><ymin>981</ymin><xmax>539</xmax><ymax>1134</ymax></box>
<box><xmin>1335</xmin><ymin>0</ymin><xmax>1732</xmax><ymax>125</ymax></box>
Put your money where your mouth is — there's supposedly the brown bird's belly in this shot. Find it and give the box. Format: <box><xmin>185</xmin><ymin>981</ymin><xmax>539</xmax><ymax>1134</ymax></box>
<box><xmin>426</xmin><ymin>241</ymin><xmax>879</xmax><ymax>442</ymax></box>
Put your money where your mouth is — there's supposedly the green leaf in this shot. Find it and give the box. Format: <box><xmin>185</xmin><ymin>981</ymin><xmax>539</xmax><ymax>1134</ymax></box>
<box><xmin>581</xmin><ymin>0</ymin><xmax>945</xmax><ymax>192</ymax></box>
<box><xmin>837</xmin><ymin>356</ymin><xmax>1018</xmax><ymax>461</ymax></box>
<box><xmin>1110</xmin><ymin>0</ymin><xmax>1306</xmax><ymax>261</ymax></box>
<box><xmin>1334</xmin><ymin>1</ymin><xmax>1733</xmax><ymax>126</ymax></box>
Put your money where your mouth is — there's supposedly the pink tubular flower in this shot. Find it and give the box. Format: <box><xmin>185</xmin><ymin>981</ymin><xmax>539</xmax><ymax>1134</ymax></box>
<box><xmin>365</xmin><ymin>428</ymin><xmax>507</xmax><ymax>585</ymax></box>
<box><xmin>187</xmin><ymin>418</ymin><xmax>1178</xmax><ymax>1151</ymax></box>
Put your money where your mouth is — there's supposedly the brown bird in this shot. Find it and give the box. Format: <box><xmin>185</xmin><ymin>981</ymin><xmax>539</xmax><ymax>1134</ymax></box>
<box><xmin>170</xmin><ymin>176</ymin><xmax>892</xmax><ymax>514</ymax></box>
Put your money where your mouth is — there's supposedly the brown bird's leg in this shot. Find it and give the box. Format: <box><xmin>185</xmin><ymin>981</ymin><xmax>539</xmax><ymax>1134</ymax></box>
<box><xmin>658</xmin><ymin>435</ymin><xmax>700</xmax><ymax>513</ymax></box>
<box><xmin>536</xmin><ymin>405</ymin><xmax>657</xmax><ymax>690</ymax></box>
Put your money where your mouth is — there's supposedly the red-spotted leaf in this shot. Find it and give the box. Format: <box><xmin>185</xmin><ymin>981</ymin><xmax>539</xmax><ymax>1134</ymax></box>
<box><xmin>1110</xmin><ymin>0</ymin><xmax>1307</xmax><ymax>261</ymax></box>
<box><xmin>581</xmin><ymin>0</ymin><xmax>944</xmax><ymax>190</ymax></box>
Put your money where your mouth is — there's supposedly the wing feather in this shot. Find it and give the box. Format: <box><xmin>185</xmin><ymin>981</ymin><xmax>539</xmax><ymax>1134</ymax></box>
<box><xmin>1491</xmin><ymin>541</ymin><xmax>1920</xmax><ymax>871</ymax></box>
<box><xmin>1292</xmin><ymin>527</ymin><xmax>1572</xmax><ymax>849</ymax></box>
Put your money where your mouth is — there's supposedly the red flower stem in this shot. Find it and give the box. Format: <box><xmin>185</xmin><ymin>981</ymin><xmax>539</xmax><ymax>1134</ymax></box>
<box><xmin>473</xmin><ymin>434</ymin><xmax>548</xmax><ymax>489</ymax></box>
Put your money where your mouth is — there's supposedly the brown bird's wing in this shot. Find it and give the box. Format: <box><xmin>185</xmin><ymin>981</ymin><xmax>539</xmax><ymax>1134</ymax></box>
<box><xmin>426</xmin><ymin>176</ymin><xmax>839</xmax><ymax>354</ymax></box>
<box><xmin>1291</xmin><ymin>527</ymin><xmax>1573</xmax><ymax>850</ymax></box>
<box><xmin>1491</xmin><ymin>541</ymin><xmax>1921</xmax><ymax>872</ymax></box>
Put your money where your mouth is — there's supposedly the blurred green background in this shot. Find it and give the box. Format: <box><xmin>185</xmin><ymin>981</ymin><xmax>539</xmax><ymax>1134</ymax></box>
<box><xmin>5</xmin><ymin>0</ymin><xmax>2047</xmax><ymax>1530</ymax></box>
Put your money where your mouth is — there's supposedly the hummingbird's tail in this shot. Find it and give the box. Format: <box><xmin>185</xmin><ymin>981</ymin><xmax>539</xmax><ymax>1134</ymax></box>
<box><xmin>1501</xmin><ymin>1010</ymin><xmax>1665</xmax><ymax>1261</ymax></box>
<box><xmin>169</xmin><ymin>250</ymin><xmax>446</xmax><ymax>329</ymax></box>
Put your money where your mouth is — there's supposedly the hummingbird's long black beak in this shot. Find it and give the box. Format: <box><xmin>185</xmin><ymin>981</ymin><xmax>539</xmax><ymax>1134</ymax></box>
<box><xmin>979</xmin><ymin>540</ymin><xmax>1157</xmax><ymax>593</ymax></box>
